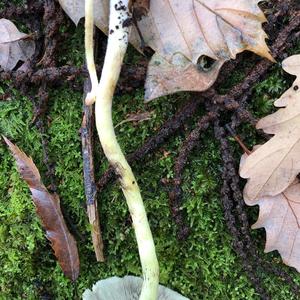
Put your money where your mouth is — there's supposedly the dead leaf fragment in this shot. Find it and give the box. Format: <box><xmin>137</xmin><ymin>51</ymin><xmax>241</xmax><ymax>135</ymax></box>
<box><xmin>145</xmin><ymin>53</ymin><xmax>224</xmax><ymax>101</ymax></box>
<box><xmin>4</xmin><ymin>137</ymin><xmax>80</xmax><ymax>281</ymax></box>
<box><xmin>240</xmin><ymin>55</ymin><xmax>300</xmax><ymax>202</ymax></box>
<box><xmin>135</xmin><ymin>0</ymin><xmax>273</xmax><ymax>63</ymax></box>
<box><xmin>0</xmin><ymin>19</ymin><xmax>35</xmax><ymax>71</ymax></box>
<box><xmin>59</xmin><ymin>0</ymin><xmax>272</xmax><ymax>100</ymax></box>
<box><xmin>240</xmin><ymin>151</ymin><xmax>300</xmax><ymax>272</ymax></box>
<box><xmin>135</xmin><ymin>0</ymin><xmax>273</xmax><ymax>99</ymax></box>
<box><xmin>250</xmin><ymin>181</ymin><xmax>300</xmax><ymax>272</ymax></box>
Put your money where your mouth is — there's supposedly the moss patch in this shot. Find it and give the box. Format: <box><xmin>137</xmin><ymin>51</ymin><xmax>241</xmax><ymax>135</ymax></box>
<box><xmin>0</xmin><ymin>13</ymin><xmax>300</xmax><ymax>300</ymax></box>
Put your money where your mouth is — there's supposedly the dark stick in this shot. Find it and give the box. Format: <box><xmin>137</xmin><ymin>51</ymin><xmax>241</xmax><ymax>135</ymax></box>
<box><xmin>169</xmin><ymin>112</ymin><xmax>218</xmax><ymax>240</ymax></box>
<box><xmin>81</xmin><ymin>31</ymin><xmax>105</xmax><ymax>262</ymax></box>
<box><xmin>214</xmin><ymin>122</ymin><xmax>271</xmax><ymax>299</ymax></box>
<box><xmin>82</xmin><ymin>80</ymin><xmax>105</xmax><ymax>262</ymax></box>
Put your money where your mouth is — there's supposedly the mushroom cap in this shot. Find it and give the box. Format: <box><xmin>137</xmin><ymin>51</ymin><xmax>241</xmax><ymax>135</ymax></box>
<box><xmin>82</xmin><ymin>276</ymin><xmax>189</xmax><ymax>300</ymax></box>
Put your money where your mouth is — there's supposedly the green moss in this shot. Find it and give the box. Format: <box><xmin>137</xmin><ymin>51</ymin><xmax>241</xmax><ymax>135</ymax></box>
<box><xmin>0</xmin><ymin>9</ymin><xmax>300</xmax><ymax>300</ymax></box>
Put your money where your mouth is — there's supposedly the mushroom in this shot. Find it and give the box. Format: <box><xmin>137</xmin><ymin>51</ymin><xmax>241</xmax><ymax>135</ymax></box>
<box><xmin>84</xmin><ymin>0</ymin><xmax>159</xmax><ymax>299</ymax></box>
<box><xmin>82</xmin><ymin>276</ymin><xmax>189</xmax><ymax>300</ymax></box>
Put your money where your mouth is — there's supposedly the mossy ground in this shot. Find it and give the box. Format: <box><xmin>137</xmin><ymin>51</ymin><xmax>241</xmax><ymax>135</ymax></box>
<box><xmin>0</xmin><ymin>11</ymin><xmax>300</xmax><ymax>300</ymax></box>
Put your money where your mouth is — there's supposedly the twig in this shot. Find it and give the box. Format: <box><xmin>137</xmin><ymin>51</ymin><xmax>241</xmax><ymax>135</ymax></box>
<box><xmin>82</xmin><ymin>16</ymin><xmax>104</xmax><ymax>261</ymax></box>
<box><xmin>82</xmin><ymin>79</ymin><xmax>105</xmax><ymax>262</ymax></box>
<box><xmin>169</xmin><ymin>112</ymin><xmax>217</xmax><ymax>240</ymax></box>
<box><xmin>225</xmin><ymin>124</ymin><xmax>251</xmax><ymax>155</ymax></box>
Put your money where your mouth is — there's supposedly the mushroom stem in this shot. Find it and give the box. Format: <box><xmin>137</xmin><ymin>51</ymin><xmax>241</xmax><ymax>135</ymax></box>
<box><xmin>85</xmin><ymin>0</ymin><xmax>98</xmax><ymax>105</ymax></box>
<box><xmin>86</xmin><ymin>0</ymin><xmax>159</xmax><ymax>299</ymax></box>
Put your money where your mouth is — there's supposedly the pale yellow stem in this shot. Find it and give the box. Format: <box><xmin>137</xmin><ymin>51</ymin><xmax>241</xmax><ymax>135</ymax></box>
<box><xmin>85</xmin><ymin>0</ymin><xmax>98</xmax><ymax>105</ymax></box>
<box><xmin>93</xmin><ymin>1</ymin><xmax>159</xmax><ymax>299</ymax></box>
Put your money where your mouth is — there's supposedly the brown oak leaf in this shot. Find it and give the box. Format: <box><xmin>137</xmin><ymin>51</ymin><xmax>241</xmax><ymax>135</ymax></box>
<box><xmin>240</xmin><ymin>150</ymin><xmax>300</xmax><ymax>272</ymax></box>
<box><xmin>251</xmin><ymin>181</ymin><xmax>300</xmax><ymax>272</ymax></box>
<box><xmin>240</xmin><ymin>145</ymin><xmax>300</xmax><ymax>272</ymax></box>
<box><xmin>59</xmin><ymin>0</ymin><xmax>272</xmax><ymax>100</ymax></box>
<box><xmin>240</xmin><ymin>55</ymin><xmax>300</xmax><ymax>202</ymax></box>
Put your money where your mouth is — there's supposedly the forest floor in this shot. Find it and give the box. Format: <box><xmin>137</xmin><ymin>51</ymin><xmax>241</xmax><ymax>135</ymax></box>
<box><xmin>0</xmin><ymin>1</ymin><xmax>300</xmax><ymax>299</ymax></box>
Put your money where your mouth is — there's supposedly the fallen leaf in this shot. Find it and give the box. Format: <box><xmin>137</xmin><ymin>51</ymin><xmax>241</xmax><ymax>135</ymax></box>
<box><xmin>59</xmin><ymin>0</ymin><xmax>272</xmax><ymax>100</ymax></box>
<box><xmin>136</xmin><ymin>0</ymin><xmax>273</xmax><ymax>99</ymax></box>
<box><xmin>144</xmin><ymin>52</ymin><xmax>224</xmax><ymax>101</ymax></box>
<box><xmin>3</xmin><ymin>137</ymin><xmax>80</xmax><ymax>281</ymax></box>
<box><xmin>251</xmin><ymin>182</ymin><xmax>300</xmax><ymax>272</ymax></box>
<box><xmin>240</xmin><ymin>55</ymin><xmax>300</xmax><ymax>202</ymax></box>
<box><xmin>0</xmin><ymin>19</ymin><xmax>35</xmax><ymax>71</ymax></box>
<box><xmin>137</xmin><ymin>1</ymin><xmax>272</xmax><ymax>62</ymax></box>
<box><xmin>240</xmin><ymin>152</ymin><xmax>300</xmax><ymax>272</ymax></box>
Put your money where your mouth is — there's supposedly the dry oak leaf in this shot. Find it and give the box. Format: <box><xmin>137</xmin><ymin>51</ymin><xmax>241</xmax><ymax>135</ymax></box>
<box><xmin>240</xmin><ymin>55</ymin><xmax>300</xmax><ymax>202</ymax></box>
<box><xmin>3</xmin><ymin>137</ymin><xmax>80</xmax><ymax>281</ymax></box>
<box><xmin>0</xmin><ymin>19</ymin><xmax>35</xmax><ymax>71</ymax></box>
<box><xmin>136</xmin><ymin>0</ymin><xmax>273</xmax><ymax>100</ymax></box>
<box><xmin>240</xmin><ymin>151</ymin><xmax>300</xmax><ymax>272</ymax></box>
<box><xmin>59</xmin><ymin>0</ymin><xmax>273</xmax><ymax>100</ymax></box>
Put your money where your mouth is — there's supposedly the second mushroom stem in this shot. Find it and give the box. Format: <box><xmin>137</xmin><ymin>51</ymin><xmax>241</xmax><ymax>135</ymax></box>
<box><xmin>85</xmin><ymin>0</ymin><xmax>159</xmax><ymax>299</ymax></box>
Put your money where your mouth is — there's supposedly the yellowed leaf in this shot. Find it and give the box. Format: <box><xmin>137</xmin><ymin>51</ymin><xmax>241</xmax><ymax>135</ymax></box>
<box><xmin>240</xmin><ymin>55</ymin><xmax>300</xmax><ymax>202</ymax></box>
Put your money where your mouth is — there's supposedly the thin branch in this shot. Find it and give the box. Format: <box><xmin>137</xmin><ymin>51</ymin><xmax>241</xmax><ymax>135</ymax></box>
<box><xmin>82</xmin><ymin>79</ymin><xmax>105</xmax><ymax>262</ymax></box>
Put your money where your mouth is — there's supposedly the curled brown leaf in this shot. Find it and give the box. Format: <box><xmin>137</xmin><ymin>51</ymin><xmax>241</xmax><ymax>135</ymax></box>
<box><xmin>3</xmin><ymin>137</ymin><xmax>80</xmax><ymax>281</ymax></box>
